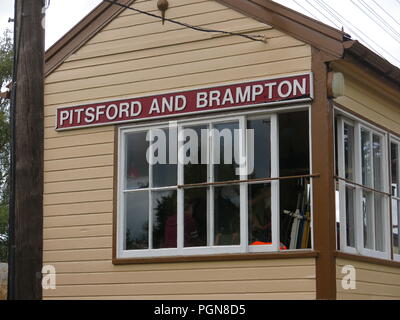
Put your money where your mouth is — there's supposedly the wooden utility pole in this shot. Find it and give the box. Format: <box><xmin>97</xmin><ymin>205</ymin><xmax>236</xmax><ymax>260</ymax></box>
<box><xmin>8</xmin><ymin>0</ymin><xmax>45</xmax><ymax>300</ymax></box>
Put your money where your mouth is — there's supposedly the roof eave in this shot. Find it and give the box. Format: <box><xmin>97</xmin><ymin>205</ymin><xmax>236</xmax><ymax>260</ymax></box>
<box><xmin>45</xmin><ymin>0</ymin><xmax>135</xmax><ymax>76</ymax></box>
<box><xmin>343</xmin><ymin>40</ymin><xmax>400</xmax><ymax>89</ymax></box>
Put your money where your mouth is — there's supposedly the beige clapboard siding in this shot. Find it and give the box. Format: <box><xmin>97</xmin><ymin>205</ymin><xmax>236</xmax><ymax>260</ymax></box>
<box><xmin>117</xmin><ymin>0</ymin><xmax>209</xmax><ymax>18</ymax></box>
<box><xmin>44</xmin><ymin>201</ymin><xmax>113</xmax><ymax>217</ymax></box>
<box><xmin>336</xmin><ymin>258</ymin><xmax>400</xmax><ymax>299</ymax></box>
<box><xmin>44</xmin><ymin>143</ymin><xmax>114</xmax><ymax>161</ymax></box>
<box><xmin>43</xmin><ymin>279</ymin><xmax>316</xmax><ymax>298</ymax></box>
<box><xmin>337</xmin><ymin>80</ymin><xmax>400</xmax><ymax>132</ymax></box>
<box><xmin>336</xmin><ymin>96</ymin><xmax>400</xmax><ymax>134</ymax></box>
<box><xmin>44</xmin><ymin>177</ymin><xmax>114</xmax><ymax>194</ymax></box>
<box><xmin>45</xmin><ymin>292</ymin><xmax>316</xmax><ymax>300</ymax></box>
<box><xmin>44</xmin><ymin>125</ymin><xmax>113</xmax><ymax>139</ymax></box>
<box><xmin>44</xmin><ymin>212</ymin><xmax>112</xmax><ymax>228</ymax></box>
<box><xmin>44</xmin><ymin>224</ymin><xmax>112</xmax><ymax>240</ymax></box>
<box><xmin>44</xmin><ymin>166</ymin><xmax>114</xmax><ymax>183</ymax></box>
<box><xmin>48</xmin><ymin>35</ymin><xmax>302</xmax><ymax>83</ymax></box>
<box><xmin>45</xmin><ymin>44</ymin><xmax>310</xmax><ymax>95</ymax></box>
<box><xmin>44</xmin><ymin>130</ymin><xmax>114</xmax><ymax>150</ymax></box>
<box><xmin>91</xmin><ymin>9</ymin><xmax>245</xmax><ymax>45</ymax></box>
<box><xmin>44</xmin><ymin>58</ymin><xmax>311</xmax><ymax>107</ymax></box>
<box><xmin>47</xmin><ymin>258</ymin><xmax>315</xmax><ymax>273</ymax></box>
<box><xmin>63</xmin><ymin>24</ymin><xmax>274</xmax><ymax>63</ymax></box>
<box><xmin>56</xmin><ymin>28</ymin><xmax>280</xmax><ymax>72</ymax></box>
<box><xmin>333</xmin><ymin>64</ymin><xmax>400</xmax><ymax>134</ymax></box>
<box><xmin>43</xmin><ymin>248</ymin><xmax>112</xmax><ymax>262</ymax></box>
<box><xmin>44</xmin><ymin>155</ymin><xmax>114</xmax><ymax>172</ymax></box>
<box><xmin>104</xmin><ymin>1</ymin><xmax>227</xmax><ymax>32</ymax></box>
<box><xmin>44</xmin><ymin>189</ymin><xmax>113</xmax><ymax>206</ymax></box>
<box><xmin>79</xmin><ymin>18</ymin><xmax>266</xmax><ymax>55</ymax></box>
<box><xmin>53</xmin><ymin>265</ymin><xmax>314</xmax><ymax>285</ymax></box>
<box><xmin>44</xmin><ymin>236</ymin><xmax>112</xmax><ymax>251</ymax></box>
<box><xmin>43</xmin><ymin>0</ymin><xmax>314</xmax><ymax>299</ymax></box>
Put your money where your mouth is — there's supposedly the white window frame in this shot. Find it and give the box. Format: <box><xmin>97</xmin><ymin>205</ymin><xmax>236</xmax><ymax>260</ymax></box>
<box><xmin>390</xmin><ymin>136</ymin><xmax>400</xmax><ymax>262</ymax></box>
<box><xmin>336</xmin><ymin>112</ymin><xmax>391</xmax><ymax>260</ymax></box>
<box><xmin>116</xmin><ymin>106</ymin><xmax>311</xmax><ymax>259</ymax></box>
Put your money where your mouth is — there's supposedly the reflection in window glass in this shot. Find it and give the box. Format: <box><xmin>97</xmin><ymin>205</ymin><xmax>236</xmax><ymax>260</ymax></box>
<box><xmin>346</xmin><ymin>186</ymin><xmax>356</xmax><ymax>248</ymax></box>
<box><xmin>184</xmin><ymin>188</ymin><xmax>208</xmax><ymax>247</ymax></box>
<box><xmin>152</xmin><ymin>190</ymin><xmax>177</xmax><ymax>249</ymax></box>
<box><xmin>214</xmin><ymin>185</ymin><xmax>240</xmax><ymax>246</ymax></box>
<box><xmin>279</xmin><ymin>112</ymin><xmax>311</xmax><ymax>250</ymax></box>
<box><xmin>125</xmin><ymin>132</ymin><xmax>149</xmax><ymax>189</ymax></box>
<box><xmin>152</xmin><ymin>128</ymin><xmax>177</xmax><ymax>188</ymax></box>
<box><xmin>247</xmin><ymin>119</ymin><xmax>271</xmax><ymax>180</ymax></box>
<box><xmin>393</xmin><ymin>199</ymin><xmax>400</xmax><ymax>255</ymax></box>
<box><xmin>361</xmin><ymin>129</ymin><xmax>372</xmax><ymax>188</ymax></box>
<box><xmin>248</xmin><ymin>183</ymin><xmax>271</xmax><ymax>245</ymax></box>
<box><xmin>344</xmin><ymin>124</ymin><xmax>354</xmax><ymax>180</ymax></box>
<box><xmin>213</xmin><ymin>122</ymin><xmax>239</xmax><ymax>182</ymax></box>
<box><xmin>125</xmin><ymin>191</ymin><xmax>149</xmax><ymax>250</ymax></box>
<box><xmin>374</xmin><ymin>194</ymin><xmax>385</xmax><ymax>252</ymax></box>
<box><xmin>391</xmin><ymin>142</ymin><xmax>399</xmax><ymax>197</ymax></box>
<box><xmin>373</xmin><ymin>134</ymin><xmax>382</xmax><ymax>191</ymax></box>
<box><xmin>362</xmin><ymin>191</ymin><xmax>374</xmax><ymax>250</ymax></box>
<box><xmin>183</xmin><ymin>125</ymin><xmax>208</xmax><ymax>185</ymax></box>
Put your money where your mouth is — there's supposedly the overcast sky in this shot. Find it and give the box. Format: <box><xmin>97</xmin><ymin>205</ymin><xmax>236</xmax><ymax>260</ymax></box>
<box><xmin>0</xmin><ymin>0</ymin><xmax>399</xmax><ymax>67</ymax></box>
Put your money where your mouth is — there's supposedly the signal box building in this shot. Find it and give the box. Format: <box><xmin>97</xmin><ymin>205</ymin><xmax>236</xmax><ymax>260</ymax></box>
<box><xmin>42</xmin><ymin>0</ymin><xmax>400</xmax><ymax>299</ymax></box>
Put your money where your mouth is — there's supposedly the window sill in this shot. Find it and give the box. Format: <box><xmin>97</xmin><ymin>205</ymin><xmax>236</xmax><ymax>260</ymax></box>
<box><xmin>113</xmin><ymin>250</ymin><xmax>318</xmax><ymax>265</ymax></box>
<box><xmin>335</xmin><ymin>251</ymin><xmax>400</xmax><ymax>268</ymax></box>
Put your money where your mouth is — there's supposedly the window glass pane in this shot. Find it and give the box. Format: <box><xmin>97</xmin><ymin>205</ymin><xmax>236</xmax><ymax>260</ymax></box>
<box><xmin>152</xmin><ymin>190</ymin><xmax>177</xmax><ymax>249</ymax></box>
<box><xmin>345</xmin><ymin>186</ymin><xmax>356</xmax><ymax>248</ymax></box>
<box><xmin>125</xmin><ymin>191</ymin><xmax>149</xmax><ymax>250</ymax></box>
<box><xmin>279</xmin><ymin>112</ymin><xmax>310</xmax><ymax>250</ymax></box>
<box><xmin>391</xmin><ymin>142</ymin><xmax>399</xmax><ymax>197</ymax></box>
<box><xmin>213</xmin><ymin>122</ymin><xmax>239</xmax><ymax>182</ymax></box>
<box><xmin>152</xmin><ymin>128</ymin><xmax>177</xmax><ymax>188</ymax></box>
<box><xmin>184</xmin><ymin>188</ymin><xmax>208</xmax><ymax>247</ymax></box>
<box><xmin>374</xmin><ymin>194</ymin><xmax>385</xmax><ymax>252</ymax></box>
<box><xmin>393</xmin><ymin>199</ymin><xmax>400</xmax><ymax>255</ymax></box>
<box><xmin>373</xmin><ymin>134</ymin><xmax>383</xmax><ymax>191</ymax></box>
<box><xmin>361</xmin><ymin>129</ymin><xmax>372</xmax><ymax>188</ymax></box>
<box><xmin>125</xmin><ymin>132</ymin><xmax>149</xmax><ymax>189</ymax></box>
<box><xmin>248</xmin><ymin>183</ymin><xmax>271</xmax><ymax>245</ymax></box>
<box><xmin>362</xmin><ymin>191</ymin><xmax>374</xmax><ymax>250</ymax></box>
<box><xmin>247</xmin><ymin>119</ymin><xmax>270</xmax><ymax>179</ymax></box>
<box><xmin>344</xmin><ymin>124</ymin><xmax>355</xmax><ymax>180</ymax></box>
<box><xmin>183</xmin><ymin>125</ymin><xmax>208</xmax><ymax>184</ymax></box>
<box><xmin>280</xmin><ymin>178</ymin><xmax>311</xmax><ymax>249</ymax></box>
<box><xmin>279</xmin><ymin>112</ymin><xmax>310</xmax><ymax>177</ymax></box>
<box><xmin>214</xmin><ymin>185</ymin><xmax>240</xmax><ymax>246</ymax></box>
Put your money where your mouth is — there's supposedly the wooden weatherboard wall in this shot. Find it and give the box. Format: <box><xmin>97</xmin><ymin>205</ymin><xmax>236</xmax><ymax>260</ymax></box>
<box><xmin>336</xmin><ymin>258</ymin><xmax>400</xmax><ymax>300</ymax></box>
<box><xmin>43</xmin><ymin>0</ymin><xmax>316</xmax><ymax>299</ymax></box>
<box><xmin>331</xmin><ymin>60</ymin><xmax>400</xmax><ymax>135</ymax></box>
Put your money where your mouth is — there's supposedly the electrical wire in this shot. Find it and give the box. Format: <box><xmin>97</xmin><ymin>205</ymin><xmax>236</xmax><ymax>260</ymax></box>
<box><xmin>319</xmin><ymin>0</ymin><xmax>400</xmax><ymax>65</ymax></box>
<box><xmin>102</xmin><ymin>0</ymin><xmax>266</xmax><ymax>42</ymax></box>
<box><xmin>359</xmin><ymin>0</ymin><xmax>400</xmax><ymax>40</ymax></box>
<box><xmin>304</xmin><ymin>0</ymin><xmax>341</xmax><ymax>29</ymax></box>
<box><xmin>351</xmin><ymin>0</ymin><xmax>400</xmax><ymax>43</ymax></box>
<box><xmin>372</xmin><ymin>0</ymin><xmax>400</xmax><ymax>28</ymax></box>
<box><xmin>291</xmin><ymin>0</ymin><xmax>319</xmax><ymax>20</ymax></box>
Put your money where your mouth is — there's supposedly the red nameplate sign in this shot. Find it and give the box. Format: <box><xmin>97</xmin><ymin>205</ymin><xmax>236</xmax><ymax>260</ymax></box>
<box><xmin>56</xmin><ymin>73</ymin><xmax>313</xmax><ymax>130</ymax></box>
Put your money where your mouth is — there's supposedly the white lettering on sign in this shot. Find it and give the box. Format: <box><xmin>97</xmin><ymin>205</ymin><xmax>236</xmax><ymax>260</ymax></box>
<box><xmin>58</xmin><ymin>101</ymin><xmax>143</xmax><ymax>127</ymax></box>
<box><xmin>56</xmin><ymin>73</ymin><xmax>313</xmax><ymax>130</ymax></box>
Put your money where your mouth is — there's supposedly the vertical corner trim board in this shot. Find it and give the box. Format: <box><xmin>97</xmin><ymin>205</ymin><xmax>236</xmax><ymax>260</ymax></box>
<box><xmin>311</xmin><ymin>47</ymin><xmax>337</xmax><ymax>300</ymax></box>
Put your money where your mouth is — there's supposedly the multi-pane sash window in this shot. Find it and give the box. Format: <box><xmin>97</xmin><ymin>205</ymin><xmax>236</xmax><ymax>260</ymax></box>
<box><xmin>337</xmin><ymin>116</ymin><xmax>390</xmax><ymax>259</ymax></box>
<box><xmin>391</xmin><ymin>139</ymin><xmax>400</xmax><ymax>261</ymax></box>
<box><xmin>117</xmin><ymin>110</ymin><xmax>311</xmax><ymax>259</ymax></box>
